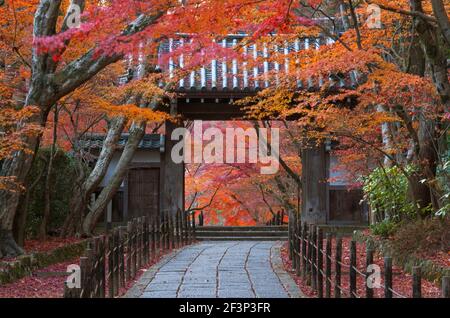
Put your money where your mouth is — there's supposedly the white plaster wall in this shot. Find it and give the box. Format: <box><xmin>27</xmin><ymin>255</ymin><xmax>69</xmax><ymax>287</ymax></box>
<box><xmin>329</xmin><ymin>155</ymin><xmax>351</xmax><ymax>186</ymax></box>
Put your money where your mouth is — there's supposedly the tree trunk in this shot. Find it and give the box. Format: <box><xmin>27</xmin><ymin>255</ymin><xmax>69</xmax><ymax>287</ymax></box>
<box><xmin>0</xmin><ymin>1</ymin><xmax>164</xmax><ymax>257</ymax></box>
<box><xmin>60</xmin><ymin>116</ymin><xmax>126</xmax><ymax>237</ymax></box>
<box><xmin>13</xmin><ymin>193</ymin><xmax>28</xmax><ymax>248</ymax></box>
<box><xmin>0</xmin><ymin>113</ymin><xmax>44</xmax><ymax>257</ymax></box>
<box><xmin>403</xmin><ymin>2</ymin><xmax>446</xmax><ymax>211</ymax></box>
<box><xmin>410</xmin><ymin>0</ymin><xmax>450</xmax><ymax>109</ymax></box>
<box><xmin>430</xmin><ymin>0</ymin><xmax>450</xmax><ymax>45</ymax></box>
<box><xmin>39</xmin><ymin>106</ymin><xmax>59</xmax><ymax>240</ymax></box>
<box><xmin>82</xmin><ymin>120</ymin><xmax>146</xmax><ymax>235</ymax></box>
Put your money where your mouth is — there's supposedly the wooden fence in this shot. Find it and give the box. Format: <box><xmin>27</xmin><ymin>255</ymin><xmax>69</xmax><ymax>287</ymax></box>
<box><xmin>266</xmin><ymin>210</ymin><xmax>286</xmax><ymax>226</ymax></box>
<box><xmin>64</xmin><ymin>210</ymin><xmax>196</xmax><ymax>298</ymax></box>
<box><xmin>288</xmin><ymin>212</ymin><xmax>450</xmax><ymax>298</ymax></box>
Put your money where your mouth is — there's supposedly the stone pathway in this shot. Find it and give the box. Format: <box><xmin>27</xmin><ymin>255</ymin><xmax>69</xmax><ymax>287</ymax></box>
<box><xmin>126</xmin><ymin>241</ymin><xmax>302</xmax><ymax>298</ymax></box>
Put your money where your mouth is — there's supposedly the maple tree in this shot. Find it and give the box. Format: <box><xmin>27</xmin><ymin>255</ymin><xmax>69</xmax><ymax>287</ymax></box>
<box><xmin>0</xmin><ymin>0</ymin><xmax>449</xmax><ymax>259</ymax></box>
<box><xmin>184</xmin><ymin>121</ymin><xmax>302</xmax><ymax>226</ymax></box>
<box><xmin>0</xmin><ymin>0</ymin><xmax>182</xmax><ymax>256</ymax></box>
<box><xmin>235</xmin><ymin>1</ymin><xmax>449</xmax><ymax>216</ymax></box>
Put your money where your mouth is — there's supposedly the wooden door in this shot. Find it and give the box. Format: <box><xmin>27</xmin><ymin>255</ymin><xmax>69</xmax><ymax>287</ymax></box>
<box><xmin>128</xmin><ymin>168</ymin><xmax>160</xmax><ymax>221</ymax></box>
<box><xmin>329</xmin><ymin>187</ymin><xmax>364</xmax><ymax>224</ymax></box>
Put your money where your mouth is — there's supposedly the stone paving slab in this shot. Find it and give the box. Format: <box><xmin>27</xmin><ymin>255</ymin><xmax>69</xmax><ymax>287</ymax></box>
<box><xmin>126</xmin><ymin>241</ymin><xmax>303</xmax><ymax>298</ymax></box>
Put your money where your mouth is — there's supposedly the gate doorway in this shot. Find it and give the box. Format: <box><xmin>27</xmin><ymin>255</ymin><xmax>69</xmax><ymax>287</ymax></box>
<box><xmin>128</xmin><ymin>168</ymin><xmax>160</xmax><ymax>223</ymax></box>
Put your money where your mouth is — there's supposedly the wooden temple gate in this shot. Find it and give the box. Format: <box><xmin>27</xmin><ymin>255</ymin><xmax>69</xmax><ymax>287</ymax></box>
<box><xmin>154</xmin><ymin>35</ymin><xmax>367</xmax><ymax>227</ymax></box>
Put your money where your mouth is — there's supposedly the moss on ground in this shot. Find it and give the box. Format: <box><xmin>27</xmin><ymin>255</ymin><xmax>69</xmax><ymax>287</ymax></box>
<box><xmin>0</xmin><ymin>240</ymin><xmax>87</xmax><ymax>284</ymax></box>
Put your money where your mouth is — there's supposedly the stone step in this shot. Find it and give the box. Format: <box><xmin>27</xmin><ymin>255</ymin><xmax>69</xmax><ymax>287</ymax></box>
<box><xmin>196</xmin><ymin>236</ymin><xmax>288</xmax><ymax>241</ymax></box>
<box><xmin>196</xmin><ymin>226</ymin><xmax>288</xmax><ymax>232</ymax></box>
<box><xmin>195</xmin><ymin>230</ymin><xmax>288</xmax><ymax>237</ymax></box>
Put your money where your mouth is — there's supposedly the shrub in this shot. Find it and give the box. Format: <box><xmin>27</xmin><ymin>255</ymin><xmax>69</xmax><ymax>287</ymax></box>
<box><xmin>436</xmin><ymin>145</ymin><xmax>450</xmax><ymax>217</ymax></box>
<box><xmin>369</xmin><ymin>219</ymin><xmax>398</xmax><ymax>238</ymax></box>
<box><xmin>26</xmin><ymin>147</ymin><xmax>78</xmax><ymax>237</ymax></box>
<box><xmin>390</xmin><ymin>217</ymin><xmax>450</xmax><ymax>261</ymax></box>
<box><xmin>363</xmin><ymin>165</ymin><xmax>417</xmax><ymax>224</ymax></box>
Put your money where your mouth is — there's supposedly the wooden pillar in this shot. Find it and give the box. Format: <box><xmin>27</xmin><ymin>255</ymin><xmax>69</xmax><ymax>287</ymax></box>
<box><xmin>301</xmin><ymin>143</ymin><xmax>328</xmax><ymax>224</ymax></box>
<box><xmin>162</xmin><ymin>118</ymin><xmax>185</xmax><ymax>219</ymax></box>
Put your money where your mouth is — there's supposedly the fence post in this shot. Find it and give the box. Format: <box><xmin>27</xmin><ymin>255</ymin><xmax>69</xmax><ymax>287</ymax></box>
<box><xmin>133</xmin><ymin>219</ymin><xmax>138</xmax><ymax>279</ymax></box>
<box><xmin>291</xmin><ymin>212</ymin><xmax>296</xmax><ymax>270</ymax></box>
<box><xmin>185</xmin><ymin>212</ymin><xmax>189</xmax><ymax>244</ymax></box>
<box><xmin>307</xmin><ymin>224</ymin><xmax>313</xmax><ymax>285</ymax></box>
<box><xmin>141</xmin><ymin>217</ymin><xmax>145</xmax><ymax>265</ymax></box>
<box><xmin>366</xmin><ymin>247</ymin><xmax>374</xmax><ymax>298</ymax></box>
<box><xmin>161</xmin><ymin>212</ymin><xmax>165</xmax><ymax>250</ymax></box>
<box><xmin>146</xmin><ymin>217</ymin><xmax>152</xmax><ymax>264</ymax></box>
<box><xmin>170</xmin><ymin>213</ymin><xmax>176</xmax><ymax>249</ymax></box>
<box><xmin>137</xmin><ymin>218</ymin><xmax>142</xmax><ymax>269</ymax></box>
<box><xmin>288</xmin><ymin>210</ymin><xmax>293</xmax><ymax>261</ymax></box>
<box><xmin>164</xmin><ymin>211</ymin><xmax>169</xmax><ymax>250</ymax></box>
<box><xmin>126</xmin><ymin>221</ymin><xmax>132</xmax><ymax>281</ymax></box>
<box><xmin>170</xmin><ymin>212</ymin><xmax>174</xmax><ymax>249</ymax></box>
<box><xmin>108</xmin><ymin>235</ymin><xmax>114</xmax><ymax>298</ymax></box>
<box><xmin>325</xmin><ymin>233</ymin><xmax>332</xmax><ymax>298</ymax></box>
<box><xmin>350</xmin><ymin>240</ymin><xmax>357</xmax><ymax>298</ymax></box>
<box><xmin>301</xmin><ymin>222</ymin><xmax>307</xmax><ymax>279</ymax></box>
<box><xmin>295</xmin><ymin>216</ymin><xmax>301</xmax><ymax>277</ymax></box>
<box><xmin>148</xmin><ymin>218</ymin><xmax>153</xmax><ymax>261</ymax></box>
<box><xmin>91</xmin><ymin>238</ymin><xmax>100</xmax><ymax>298</ymax></box>
<box><xmin>113</xmin><ymin>228</ymin><xmax>120</xmax><ymax>297</ymax></box>
<box><xmin>192</xmin><ymin>212</ymin><xmax>196</xmax><ymax>241</ymax></box>
<box><xmin>119</xmin><ymin>227</ymin><xmax>125</xmax><ymax>289</ymax></box>
<box><xmin>317</xmin><ymin>228</ymin><xmax>323</xmax><ymax>298</ymax></box>
<box><xmin>412</xmin><ymin>266</ymin><xmax>422</xmax><ymax>298</ymax></box>
<box><xmin>384</xmin><ymin>257</ymin><xmax>393</xmax><ymax>298</ymax></box>
<box><xmin>335</xmin><ymin>237</ymin><xmax>342</xmax><ymax>298</ymax></box>
<box><xmin>79</xmin><ymin>256</ymin><xmax>89</xmax><ymax>298</ymax></box>
<box><xmin>175</xmin><ymin>210</ymin><xmax>180</xmax><ymax>248</ymax></box>
<box><xmin>63</xmin><ymin>282</ymin><xmax>74</xmax><ymax>298</ymax></box>
<box><xmin>179</xmin><ymin>210</ymin><xmax>184</xmax><ymax>246</ymax></box>
<box><xmin>199</xmin><ymin>211</ymin><xmax>204</xmax><ymax>226</ymax></box>
<box><xmin>442</xmin><ymin>276</ymin><xmax>450</xmax><ymax>298</ymax></box>
<box><xmin>140</xmin><ymin>217</ymin><xmax>145</xmax><ymax>264</ymax></box>
<box><xmin>160</xmin><ymin>212</ymin><xmax>165</xmax><ymax>251</ymax></box>
<box><xmin>173</xmin><ymin>213</ymin><xmax>178</xmax><ymax>249</ymax></box>
<box><xmin>187</xmin><ymin>212</ymin><xmax>192</xmax><ymax>244</ymax></box>
<box><xmin>142</xmin><ymin>216</ymin><xmax>147</xmax><ymax>264</ymax></box>
<box><xmin>311</xmin><ymin>225</ymin><xmax>317</xmax><ymax>290</ymax></box>
<box><xmin>99</xmin><ymin>236</ymin><xmax>106</xmax><ymax>298</ymax></box>
<box><xmin>157</xmin><ymin>212</ymin><xmax>161</xmax><ymax>251</ymax></box>
<box><xmin>84</xmin><ymin>242</ymin><xmax>94</xmax><ymax>298</ymax></box>
<box><xmin>152</xmin><ymin>219</ymin><xmax>157</xmax><ymax>259</ymax></box>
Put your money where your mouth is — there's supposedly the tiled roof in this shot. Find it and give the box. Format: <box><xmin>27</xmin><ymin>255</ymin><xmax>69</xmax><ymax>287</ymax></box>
<box><xmin>152</xmin><ymin>35</ymin><xmax>354</xmax><ymax>92</ymax></box>
<box><xmin>81</xmin><ymin>134</ymin><xmax>164</xmax><ymax>151</ymax></box>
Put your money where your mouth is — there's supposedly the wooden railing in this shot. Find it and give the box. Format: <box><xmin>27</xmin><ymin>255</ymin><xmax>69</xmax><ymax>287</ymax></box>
<box><xmin>288</xmin><ymin>213</ymin><xmax>450</xmax><ymax>298</ymax></box>
<box><xmin>266</xmin><ymin>210</ymin><xmax>286</xmax><ymax>226</ymax></box>
<box><xmin>63</xmin><ymin>210</ymin><xmax>196</xmax><ymax>298</ymax></box>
